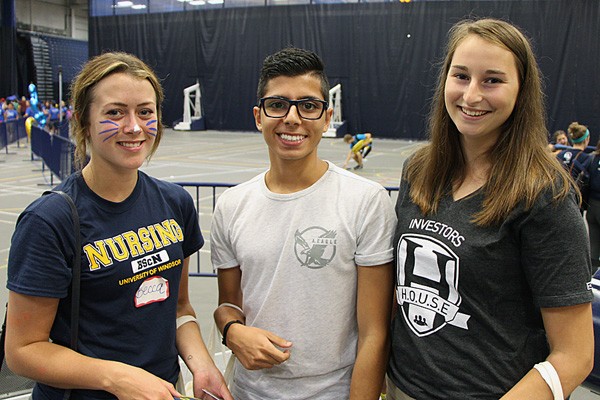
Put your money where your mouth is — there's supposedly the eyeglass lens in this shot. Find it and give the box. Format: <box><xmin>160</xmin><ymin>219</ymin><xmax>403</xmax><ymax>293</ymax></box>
<box><xmin>262</xmin><ymin>98</ymin><xmax>325</xmax><ymax>119</ymax></box>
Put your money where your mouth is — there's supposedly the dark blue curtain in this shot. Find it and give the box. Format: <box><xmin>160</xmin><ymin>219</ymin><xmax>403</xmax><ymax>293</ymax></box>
<box><xmin>89</xmin><ymin>0</ymin><xmax>600</xmax><ymax>142</ymax></box>
<box><xmin>0</xmin><ymin>0</ymin><xmax>18</xmax><ymax>97</ymax></box>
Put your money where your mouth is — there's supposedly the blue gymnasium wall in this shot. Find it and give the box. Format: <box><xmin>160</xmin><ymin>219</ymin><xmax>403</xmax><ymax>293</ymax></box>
<box><xmin>89</xmin><ymin>0</ymin><xmax>600</xmax><ymax>141</ymax></box>
<box><xmin>45</xmin><ymin>36</ymin><xmax>89</xmax><ymax>100</ymax></box>
<box><xmin>13</xmin><ymin>33</ymin><xmax>88</xmax><ymax>103</ymax></box>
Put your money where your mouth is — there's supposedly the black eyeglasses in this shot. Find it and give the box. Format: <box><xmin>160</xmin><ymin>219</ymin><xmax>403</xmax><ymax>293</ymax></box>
<box><xmin>259</xmin><ymin>96</ymin><xmax>328</xmax><ymax>120</ymax></box>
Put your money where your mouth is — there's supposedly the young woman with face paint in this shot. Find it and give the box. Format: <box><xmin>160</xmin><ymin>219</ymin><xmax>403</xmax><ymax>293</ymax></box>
<box><xmin>5</xmin><ymin>52</ymin><xmax>233</xmax><ymax>400</ymax></box>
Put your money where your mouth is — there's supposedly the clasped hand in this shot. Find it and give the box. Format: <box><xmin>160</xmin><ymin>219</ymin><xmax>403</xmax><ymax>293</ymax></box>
<box><xmin>225</xmin><ymin>324</ymin><xmax>293</xmax><ymax>370</ymax></box>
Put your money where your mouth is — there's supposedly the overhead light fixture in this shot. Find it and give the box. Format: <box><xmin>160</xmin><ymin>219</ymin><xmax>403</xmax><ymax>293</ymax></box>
<box><xmin>207</xmin><ymin>0</ymin><xmax>224</xmax><ymax>4</ymax></box>
<box><xmin>112</xmin><ymin>1</ymin><xmax>147</xmax><ymax>9</ymax></box>
<box><xmin>189</xmin><ymin>0</ymin><xmax>206</xmax><ymax>4</ymax></box>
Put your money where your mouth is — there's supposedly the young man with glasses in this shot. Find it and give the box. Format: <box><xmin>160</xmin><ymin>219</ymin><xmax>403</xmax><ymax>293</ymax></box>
<box><xmin>211</xmin><ymin>47</ymin><xmax>396</xmax><ymax>399</ymax></box>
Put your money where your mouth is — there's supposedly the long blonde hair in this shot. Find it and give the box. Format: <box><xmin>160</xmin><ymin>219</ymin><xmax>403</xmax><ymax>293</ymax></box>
<box><xmin>404</xmin><ymin>18</ymin><xmax>574</xmax><ymax>226</ymax></box>
<box><xmin>70</xmin><ymin>52</ymin><xmax>164</xmax><ymax>169</ymax></box>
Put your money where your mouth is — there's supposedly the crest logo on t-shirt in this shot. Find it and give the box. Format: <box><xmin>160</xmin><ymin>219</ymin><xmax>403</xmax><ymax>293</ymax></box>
<box><xmin>396</xmin><ymin>233</ymin><xmax>470</xmax><ymax>337</ymax></box>
<box><xmin>294</xmin><ymin>227</ymin><xmax>337</xmax><ymax>269</ymax></box>
<box><xmin>563</xmin><ymin>151</ymin><xmax>573</xmax><ymax>165</ymax></box>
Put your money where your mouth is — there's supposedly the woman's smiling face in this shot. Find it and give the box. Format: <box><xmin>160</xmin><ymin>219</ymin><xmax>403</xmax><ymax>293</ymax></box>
<box><xmin>444</xmin><ymin>34</ymin><xmax>520</xmax><ymax>148</ymax></box>
<box><xmin>86</xmin><ymin>72</ymin><xmax>158</xmax><ymax>173</ymax></box>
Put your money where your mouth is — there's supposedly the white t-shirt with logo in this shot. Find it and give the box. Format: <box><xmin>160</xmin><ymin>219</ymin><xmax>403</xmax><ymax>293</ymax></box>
<box><xmin>211</xmin><ymin>161</ymin><xmax>397</xmax><ymax>400</ymax></box>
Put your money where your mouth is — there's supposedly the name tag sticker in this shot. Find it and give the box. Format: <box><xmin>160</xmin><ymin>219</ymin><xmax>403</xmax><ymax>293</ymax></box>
<box><xmin>135</xmin><ymin>276</ymin><xmax>169</xmax><ymax>308</ymax></box>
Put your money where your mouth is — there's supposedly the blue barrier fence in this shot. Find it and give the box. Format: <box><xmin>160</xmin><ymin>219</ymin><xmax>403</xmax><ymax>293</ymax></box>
<box><xmin>0</xmin><ymin>119</ymin><xmax>28</xmax><ymax>153</ymax></box>
<box><xmin>57</xmin><ymin>119</ymin><xmax>70</xmax><ymax>140</ymax></box>
<box><xmin>1</xmin><ymin>118</ymin><xmax>73</xmax><ymax>183</ymax></box>
<box><xmin>175</xmin><ymin>182</ymin><xmax>400</xmax><ymax>277</ymax></box>
<box><xmin>30</xmin><ymin>125</ymin><xmax>75</xmax><ymax>182</ymax></box>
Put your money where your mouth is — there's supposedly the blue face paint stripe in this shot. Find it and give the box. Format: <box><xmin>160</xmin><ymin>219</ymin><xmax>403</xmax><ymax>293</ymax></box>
<box><xmin>99</xmin><ymin>120</ymin><xmax>119</xmax><ymax>126</ymax></box>
<box><xmin>147</xmin><ymin>132</ymin><xmax>157</xmax><ymax>137</ymax></box>
<box><xmin>99</xmin><ymin>127</ymin><xmax>119</xmax><ymax>135</ymax></box>
<box><xmin>146</xmin><ymin>120</ymin><xmax>157</xmax><ymax>126</ymax></box>
<box><xmin>102</xmin><ymin>131</ymin><xmax>119</xmax><ymax>142</ymax></box>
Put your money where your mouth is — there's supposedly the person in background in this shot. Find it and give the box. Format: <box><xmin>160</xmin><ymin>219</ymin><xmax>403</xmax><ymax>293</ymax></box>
<box><xmin>586</xmin><ymin>138</ymin><xmax>600</xmax><ymax>271</ymax></box>
<box><xmin>47</xmin><ymin>102</ymin><xmax>61</xmax><ymax>134</ymax></box>
<box><xmin>4</xmin><ymin>101</ymin><xmax>19</xmax><ymax>140</ymax></box>
<box><xmin>60</xmin><ymin>100</ymin><xmax>71</xmax><ymax>120</ymax></box>
<box><xmin>387</xmin><ymin>18</ymin><xmax>593</xmax><ymax>400</ymax></box>
<box><xmin>41</xmin><ymin>100</ymin><xmax>51</xmax><ymax>125</ymax></box>
<box><xmin>556</xmin><ymin>122</ymin><xmax>592</xmax><ymax>213</ymax></box>
<box><xmin>18</xmin><ymin>96</ymin><xmax>27</xmax><ymax>117</ymax></box>
<box><xmin>0</xmin><ymin>98</ymin><xmax>5</xmax><ymax>124</ymax></box>
<box><xmin>212</xmin><ymin>47</ymin><xmax>396</xmax><ymax>400</ymax></box>
<box><xmin>42</xmin><ymin>99</ymin><xmax>51</xmax><ymax>113</ymax></box>
<box><xmin>342</xmin><ymin>132</ymin><xmax>373</xmax><ymax>170</ymax></box>
<box><xmin>5</xmin><ymin>52</ymin><xmax>233</xmax><ymax>400</ymax></box>
<box><xmin>4</xmin><ymin>101</ymin><xmax>18</xmax><ymax>122</ymax></box>
<box><xmin>547</xmin><ymin>129</ymin><xmax>568</xmax><ymax>154</ymax></box>
<box><xmin>556</xmin><ymin>121</ymin><xmax>591</xmax><ymax>177</ymax></box>
<box><xmin>11</xmin><ymin>97</ymin><xmax>19</xmax><ymax>111</ymax></box>
<box><xmin>23</xmin><ymin>100</ymin><xmax>34</xmax><ymax>119</ymax></box>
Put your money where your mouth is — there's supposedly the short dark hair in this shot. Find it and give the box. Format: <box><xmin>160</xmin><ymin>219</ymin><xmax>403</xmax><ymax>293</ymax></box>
<box><xmin>256</xmin><ymin>47</ymin><xmax>330</xmax><ymax>103</ymax></box>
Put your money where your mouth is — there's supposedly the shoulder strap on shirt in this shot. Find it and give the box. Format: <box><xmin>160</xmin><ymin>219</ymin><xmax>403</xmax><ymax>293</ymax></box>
<box><xmin>44</xmin><ymin>191</ymin><xmax>81</xmax><ymax>400</ymax></box>
<box><xmin>569</xmin><ymin>150</ymin><xmax>585</xmax><ymax>175</ymax></box>
<box><xmin>44</xmin><ymin>190</ymin><xmax>81</xmax><ymax>351</ymax></box>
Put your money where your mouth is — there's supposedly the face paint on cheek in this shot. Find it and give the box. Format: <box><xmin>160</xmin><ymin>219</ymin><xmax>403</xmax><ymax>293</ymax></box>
<box><xmin>146</xmin><ymin>119</ymin><xmax>158</xmax><ymax>137</ymax></box>
<box><xmin>99</xmin><ymin>120</ymin><xmax>120</xmax><ymax>142</ymax></box>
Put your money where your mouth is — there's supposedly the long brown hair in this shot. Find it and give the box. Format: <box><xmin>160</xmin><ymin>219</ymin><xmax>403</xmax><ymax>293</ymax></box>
<box><xmin>404</xmin><ymin>18</ymin><xmax>574</xmax><ymax>226</ymax></box>
<box><xmin>70</xmin><ymin>52</ymin><xmax>164</xmax><ymax>169</ymax></box>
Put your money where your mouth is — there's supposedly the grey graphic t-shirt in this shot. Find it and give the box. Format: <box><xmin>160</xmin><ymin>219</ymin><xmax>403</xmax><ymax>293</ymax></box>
<box><xmin>211</xmin><ymin>161</ymin><xmax>396</xmax><ymax>399</ymax></box>
<box><xmin>388</xmin><ymin>178</ymin><xmax>593</xmax><ymax>400</ymax></box>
